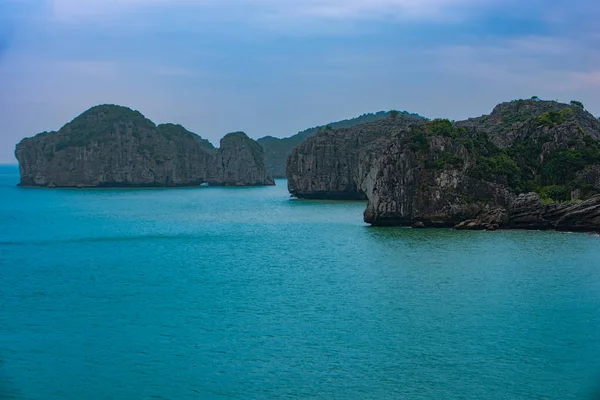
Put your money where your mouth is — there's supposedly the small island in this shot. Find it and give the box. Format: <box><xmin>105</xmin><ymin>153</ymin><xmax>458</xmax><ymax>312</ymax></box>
<box><xmin>15</xmin><ymin>105</ymin><xmax>275</xmax><ymax>188</ymax></box>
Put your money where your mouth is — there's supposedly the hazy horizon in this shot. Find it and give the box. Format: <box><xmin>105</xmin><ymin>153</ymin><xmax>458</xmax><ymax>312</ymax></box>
<box><xmin>2</xmin><ymin>0</ymin><xmax>599</xmax><ymax>163</ymax></box>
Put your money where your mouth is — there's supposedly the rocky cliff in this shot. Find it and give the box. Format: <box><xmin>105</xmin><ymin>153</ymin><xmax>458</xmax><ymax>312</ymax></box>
<box><xmin>287</xmin><ymin>99</ymin><xmax>600</xmax><ymax>231</ymax></box>
<box><xmin>258</xmin><ymin>110</ymin><xmax>422</xmax><ymax>178</ymax></box>
<box><xmin>215</xmin><ymin>132</ymin><xmax>273</xmax><ymax>186</ymax></box>
<box><xmin>15</xmin><ymin>105</ymin><xmax>274</xmax><ymax>187</ymax></box>
<box><xmin>287</xmin><ymin>114</ymin><xmax>425</xmax><ymax>199</ymax></box>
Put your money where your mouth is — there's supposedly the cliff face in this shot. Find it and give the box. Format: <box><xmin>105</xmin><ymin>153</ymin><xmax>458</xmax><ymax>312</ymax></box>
<box><xmin>258</xmin><ymin>110</ymin><xmax>421</xmax><ymax>178</ymax></box>
<box><xmin>287</xmin><ymin>100</ymin><xmax>600</xmax><ymax>231</ymax></box>
<box><xmin>216</xmin><ymin>132</ymin><xmax>274</xmax><ymax>186</ymax></box>
<box><xmin>286</xmin><ymin>115</ymin><xmax>425</xmax><ymax>199</ymax></box>
<box><xmin>15</xmin><ymin>105</ymin><xmax>274</xmax><ymax>187</ymax></box>
<box><xmin>360</xmin><ymin>135</ymin><xmax>509</xmax><ymax>226</ymax></box>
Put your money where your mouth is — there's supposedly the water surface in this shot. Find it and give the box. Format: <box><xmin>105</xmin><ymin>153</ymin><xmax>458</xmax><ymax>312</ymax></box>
<box><xmin>1</xmin><ymin>165</ymin><xmax>599</xmax><ymax>399</ymax></box>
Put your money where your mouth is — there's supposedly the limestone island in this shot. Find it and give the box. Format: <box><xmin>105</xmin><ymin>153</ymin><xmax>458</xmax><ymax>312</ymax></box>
<box><xmin>15</xmin><ymin>105</ymin><xmax>274</xmax><ymax>187</ymax></box>
<box><xmin>287</xmin><ymin>99</ymin><xmax>600</xmax><ymax>232</ymax></box>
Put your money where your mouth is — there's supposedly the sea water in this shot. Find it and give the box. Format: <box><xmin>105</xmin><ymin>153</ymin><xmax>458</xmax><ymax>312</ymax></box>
<box><xmin>1</xmin><ymin>165</ymin><xmax>599</xmax><ymax>399</ymax></box>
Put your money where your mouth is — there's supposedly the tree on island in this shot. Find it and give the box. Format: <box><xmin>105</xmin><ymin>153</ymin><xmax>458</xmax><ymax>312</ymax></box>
<box><xmin>389</xmin><ymin>110</ymin><xmax>400</xmax><ymax>119</ymax></box>
<box><xmin>570</xmin><ymin>100</ymin><xmax>585</xmax><ymax>109</ymax></box>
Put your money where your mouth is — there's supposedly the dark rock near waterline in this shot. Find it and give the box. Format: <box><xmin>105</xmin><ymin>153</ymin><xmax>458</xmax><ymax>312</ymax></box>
<box><xmin>507</xmin><ymin>193</ymin><xmax>600</xmax><ymax>231</ymax></box>
<box><xmin>453</xmin><ymin>207</ymin><xmax>507</xmax><ymax>231</ymax></box>
<box><xmin>15</xmin><ymin>105</ymin><xmax>274</xmax><ymax>187</ymax></box>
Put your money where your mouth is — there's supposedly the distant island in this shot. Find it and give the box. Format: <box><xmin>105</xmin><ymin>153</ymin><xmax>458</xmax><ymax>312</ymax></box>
<box><xmin>287</xmin><ymin>99</ymin><xmax>600</xmax><ymax>232</ymax></box>
<box><xmin>15</xmin><ymin>105</ymin><xmax>274</xmax><ymax>187</ymax></box>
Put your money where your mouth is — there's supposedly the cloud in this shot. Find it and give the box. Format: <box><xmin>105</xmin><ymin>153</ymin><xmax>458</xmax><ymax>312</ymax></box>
<box><xmin>572</xmin><ymin>71</ymin><xmax>600</xmax><ymax>87</ymax></box>
<box><xmin>424</xmin><ymin>34</ymin><xmax>600</xmax><ymax>116</ymax></box>
<box><xmin>0</xmin><ymin>33</ymin><xmax>9</xmax><ymax>61</ymax></box>
<box><xmin>54</xmin><ymin>60</ymin><xmax>120</xmax><ymax>78</ymax></box>
<box><xmin>0</xmin><ymin>1</ymin><xmax>17</xmax><ymax>60</ymax></box>
<box><xmin>49</xmin><ymin>0</ymin><xmax>501</xmax><ymax>22</ymax></box>
<box><xmin>48</xmin><ymin>60</ymin><xmax>204</xmax><ymax>80</ymax></box>
<box><xmin>258</xmin><ymin>0</ymin><xmax>495</xmax><ymax>20</ymax></box>
<box><xmin>150</xmin><ymin>66</ymin><xmax>201</xmax><ymax>78</ymax></box>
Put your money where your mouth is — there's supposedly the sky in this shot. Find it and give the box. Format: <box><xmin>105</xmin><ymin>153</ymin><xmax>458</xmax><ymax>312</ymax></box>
<box><xmin>1</xmin><ymin>0</ymin><xmax>599</xmax><ymax>162</ymax></box>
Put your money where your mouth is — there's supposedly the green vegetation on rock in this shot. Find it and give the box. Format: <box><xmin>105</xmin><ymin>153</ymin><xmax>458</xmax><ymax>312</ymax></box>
<box><xmin>426</xmin><ymin>151</ymin><xmax>464</xmax><ymax>170</ymax></box>
<box><xmin>54</xmin><ymin>105</ymin><xmax>156</xmax><ymax>151</ymax></box>
<box><xmin>410</xmin><ymin>119</ymin><xmax>469</xmax><ymax>152</ymax></box>
<box><xmin>541</xmin><ymin>146</ymin><xmax>600</xmax><ymax>185</ymax></box>
<box><xmin>471</xmin><ymin>153</ymin><xmax>521</xmax><ymax>188</ymax></box>
<box><xmin>424</xmin><ymin>119</ymin><xmax>465</xmax><ymax>138</ymax></box>
<box><xmin>570</xmin><ymin>100</ymin><xmax>585</xmax><ymax>109</ymax></box>
<box><xmin>538</xmin><ymin>185</ymin><xmax>569</xmax><ymax>202</ymax></box>
<box><xmin>409</xmin><ymin>130</ymin><xmax>429</xmax><ymax>152</ymax></box>
<box><xmin>535</xmin><ymin>108</ymin><xmax>573</xmax><ymax>127</ymax></box>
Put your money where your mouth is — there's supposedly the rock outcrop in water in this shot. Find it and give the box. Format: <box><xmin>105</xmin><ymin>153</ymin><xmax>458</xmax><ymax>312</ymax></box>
<box><xmin>15</xmin><ymin>105</ymin><xmax>274</xmax><ymax>187</ymax></box>
<box><xmin>287</xmin><ymin>99</ymin><xmax>600</xmax><ymax>232</ymax></box>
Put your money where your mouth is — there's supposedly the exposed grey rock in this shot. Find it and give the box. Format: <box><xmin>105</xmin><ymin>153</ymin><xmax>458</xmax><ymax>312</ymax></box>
<box><xmin>360</xmin><ymin>134</ymin><xmax>512</xmax><ymax>227</ymax></box>
<box><xmin>506</xmin><ymin>193</ymin><xmax>547</xmax><ymax>229</ymax></box>
<box><xmin>576</xmin><ymin>164</ymin><xmax>600</xmax><ymax>191</ymax></box>
<box><xmin>15</xmin><ymin>105</ymin><xmax>274</xmax><ymax>187</ymax></box>
<box><xmin>506</xmin><ymin>193</ymin><xmax>600</xmax><ymax>232</ymax></box>
<box><xmin>259</xmin><ymin>111</ymin><xmax>420</xmax><ymax>178</ymax></box>
<box><xmin>286</xmin><ymin>116</ymin><xmax>423</xmax><ymax>199</ymax></box>
<box><xmin>216</xmin><ymin>132</ymin><xmax>274</xmax><ymax>186</ymax></box>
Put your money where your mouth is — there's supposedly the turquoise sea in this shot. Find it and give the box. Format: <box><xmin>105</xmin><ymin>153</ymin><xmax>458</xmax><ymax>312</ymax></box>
<box><xmin>1</xmin><ymin>164</ymin><xmax>599</xmax><ymax>399</ymax></box>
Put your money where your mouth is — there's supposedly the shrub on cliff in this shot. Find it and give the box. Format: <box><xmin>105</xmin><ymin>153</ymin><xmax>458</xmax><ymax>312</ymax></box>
<box><xmin>536</xmin><ymin>108</ymin><xmax>574</xmax><ymax>127</ymax></box>
<box><xmin>570</xmin><ymin>100</ymin><xmax>584</xmax><ymax>109</ymax></box>
<box><xmin>423</xmin><ymin>119</ymin><xmax>464</xmax><ymax>138</ymax></box>
<box><xmin>426</xmin><ymin>151</ymin><xmax>464</xmax><ymax>170</ymax></box>
<box><xmin>541</xmin><ymin>147</ymin><xmax>600</xmax><ymax>186</ymax></box>
<box><xmin>471</xmin><ymin>153</ymin><xmax>521</xmax><ymax>188</ymax></box>
<box><xmin>409</xmin><ymin>128</ymin><xmax>429</xmax><ymax>152</ymax></box>
<box><xmin>538</xmin><ymin>185</ymin><xmax>569</xmax><ymax>202</ymax></box>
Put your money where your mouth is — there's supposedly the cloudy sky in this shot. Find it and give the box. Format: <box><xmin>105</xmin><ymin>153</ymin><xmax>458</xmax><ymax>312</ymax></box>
<box><xmin>1</xmin><ymin>0</ymin><xmax>599</xmax><ymax>162</ymax></box>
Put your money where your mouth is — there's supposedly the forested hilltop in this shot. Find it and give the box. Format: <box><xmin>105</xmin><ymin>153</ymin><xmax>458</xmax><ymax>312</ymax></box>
<box><xmin>288</xmin><ymin>98</ymin><xmax>600</xmax><ymax>231</ymax></box>
<box><xmin>258</xmin><ymin>110</ymin><xmax>424</xmax><ymax>178</ymax></box>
